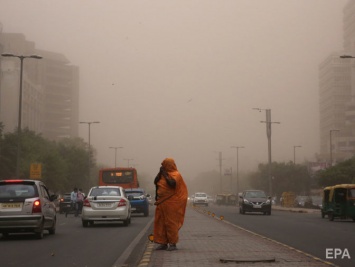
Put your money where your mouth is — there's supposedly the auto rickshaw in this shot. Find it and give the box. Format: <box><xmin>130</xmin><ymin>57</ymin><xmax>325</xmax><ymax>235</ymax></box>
<box><xmin>325</xmin><ymin>184</ymin><xmax>355</xmax><ymax>221</ymax></box>
<box><xmin>321</xmin><ymin>186</ymin><xmax>333</xmax><ymax>218</ymax></box>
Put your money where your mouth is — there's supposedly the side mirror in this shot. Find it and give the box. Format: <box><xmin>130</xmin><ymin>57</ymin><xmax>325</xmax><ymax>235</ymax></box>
<box><xmin>146</xmin><ymin>194</ymin><xmax>151</xmax><ymax>197</ymax></box>
<box><xmin>50</xmin><ymin>194</ymin><xmax>58</xmax><ymax>201</ymax></box>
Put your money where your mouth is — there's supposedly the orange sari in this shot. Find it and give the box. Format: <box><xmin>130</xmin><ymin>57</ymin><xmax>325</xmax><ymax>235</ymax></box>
<box><xmin>153</xmin><ymin>158</ymin><xmax>188</xmax><ymax>245</ymax></box>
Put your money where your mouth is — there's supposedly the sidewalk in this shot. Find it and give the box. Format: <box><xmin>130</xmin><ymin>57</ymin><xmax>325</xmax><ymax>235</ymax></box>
<box><xmin>137</xmin><ymin>206</ymin><xmax>336</xmax><ymax>267</ymax></box>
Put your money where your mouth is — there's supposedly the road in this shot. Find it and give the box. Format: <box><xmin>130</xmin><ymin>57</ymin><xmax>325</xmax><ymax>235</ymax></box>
<box><xmin>208</xmin><ymin>204</ymin><xmax>355</xmax><ymax>267</ymax></box>
<box><xmin>0</xmin><ymin>208</ymin><xmax>154</xmax><ymax>267</ymax></box>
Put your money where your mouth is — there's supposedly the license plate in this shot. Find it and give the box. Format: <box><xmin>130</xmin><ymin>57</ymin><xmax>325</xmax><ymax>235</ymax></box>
<box><xmin>98</xmin><ymin>203</ymin><xmax>112</xmax><ymax>207</ymax></box>
<box><xmin>66</xmin><ymin>204</ymin><xmax>71</xmax><ymax>207</ymax></box>
<box><xmin>1</xmin><ymin>203</ymin><xmax>22</xmax><ymax>209</ymax></box>
<box><xmin>253</xmin><ymin>205</ymin><xmax>261</xmax><ymax>208</ymax></box>
<box><xmin>131</xmin><ymin>207</ymin><xmax>136</xmax><ymax>211</ymax></box>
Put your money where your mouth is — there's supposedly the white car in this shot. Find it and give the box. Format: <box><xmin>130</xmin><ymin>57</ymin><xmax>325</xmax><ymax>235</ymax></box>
<box><xmin>81</xmin><ymin>186</ymin><xmax>131</xmax><ymax>227</ymax></box>
<box><xmin>193</xmin><ymin>192</ymin><xmax>209</xmax><ymax>207</ymax></box>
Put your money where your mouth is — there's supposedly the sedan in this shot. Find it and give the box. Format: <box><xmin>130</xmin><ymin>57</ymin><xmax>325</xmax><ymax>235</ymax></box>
<box><xmin>239</xmin><ymin>189</ymin><xmax>272</xmax><ymax>215</ymax></box>
<box><xmin>81</xmin><ymin>186</ymin><xmax>131</xmax><ymax>227</ymax></box>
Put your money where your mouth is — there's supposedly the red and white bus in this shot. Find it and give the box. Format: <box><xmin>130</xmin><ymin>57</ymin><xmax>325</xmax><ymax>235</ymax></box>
<box><xmin>98</xmin><ymin>167</ymin><xmax>139</xmax><ymax>189</ymax></box>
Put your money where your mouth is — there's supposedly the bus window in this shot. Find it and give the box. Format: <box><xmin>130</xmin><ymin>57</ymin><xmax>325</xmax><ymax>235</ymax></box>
<box><xmin>99</xmin><ymin>168</ymin><xmax>139</xmax><ymax>189</ymax></box>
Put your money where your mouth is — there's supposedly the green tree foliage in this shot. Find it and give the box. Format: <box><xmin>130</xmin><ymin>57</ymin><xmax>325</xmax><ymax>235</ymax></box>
<box><xmin>0</xmin><ymin>127</ymin><xmax>93</xmax><ymax>193</ymax></box>
<box><xmin>248</xmin><ymin>161</ymin><xmax>311</xmax><ymax>197</ymax></box>
<box><xmin>316</xmin><ymin>157</ymin><xmax>355</xmax><ymax>187</ymax></box>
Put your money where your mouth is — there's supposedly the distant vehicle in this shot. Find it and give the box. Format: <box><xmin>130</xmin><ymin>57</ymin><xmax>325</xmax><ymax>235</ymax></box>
<box><xmin>98</xmin><ymin>167</ymin><xmax>139</xmax><ymax>189</ymax></box>
<box><xmin>125</xmin><ymin>188</ymin><xmax>150</xmax><ymax>217</ymax></box>
<box><xmin>239</xmin><ymin>190</ymin><xmax>272</xmax><ymax>215</ymax></box>
<box><xmin>0</xmin><ymin>179</ymin><xmax>57</xmax><ymax>239</ymax></box>
<box><xmin>59</xmin><ymin>193</ymin><xmax>71</xmax><ymax>214</ymax></box>
<box><xmin>193</xmin><ymin>192</ymin><xmax>208</xmax><ymax>207</ymax></box>
<box><xmin>294</xmin><ymin>195</ymin><xmax>312</xmax><ymax>208</ymax></box>
<box><xmin>310</xmin><ymin>196</ymin><xmax>322</xmax><ymax>209</ymax></box>
<box><xmin>81</xmin><ymin>186</ymin><xmax>131</xmax><ymax>227</ymax></box>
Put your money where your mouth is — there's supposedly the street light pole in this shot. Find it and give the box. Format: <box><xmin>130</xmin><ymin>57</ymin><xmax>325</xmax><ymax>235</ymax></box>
<box><xmin>109</xmin><ymin>146</ymin><xmax>123</xmax><ymax>167</ymax></box>
<box><xmin>79</xmin><ymin>121</ymin><xmax>100</xmax><ymax>179</ymax></box>
<box><xmin>293</xmin><ymin>146</ymin><xmax>302</xmax><ymax>164</ymax></box>
<box><xmin>1</xmin><ymin>53</ymin><xmax>42</xmax><ymax>177</ymax></box>
<box><xmin>253</xmin><ymin>108</ymin><xmax>280</xmax><ymax>197</ymax></box>
<box><xmin>124</xmin><ymin>158</ymin><xmax>134</xmax><ymax>167</ymax></box>
<box><xmin>231</xmin><ymin>146</ymin><xmax>244</xmax><ymax>194</ymax></box>
<box><xmin>330</xmin><ymin>129</ymin><xmax>339</xmax><ymax>166</ymax></box>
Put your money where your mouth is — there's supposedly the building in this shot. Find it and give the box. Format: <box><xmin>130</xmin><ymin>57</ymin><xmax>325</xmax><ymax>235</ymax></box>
<box><xmin>318</xmin><ymin>0</ymin><xmax>355</xmax><ymax>165</ymax></box>
<box><xmin>0</xmin><ymin>31</ymin><xmax>79</xmax><ymax>141</ymax></box>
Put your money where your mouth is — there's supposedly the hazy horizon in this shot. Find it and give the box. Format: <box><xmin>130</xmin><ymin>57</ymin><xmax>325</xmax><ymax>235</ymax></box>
<box><xmin>0</xmin><ymin>0</ymin><xmax>348</xmax><ymax>181</ymax></box>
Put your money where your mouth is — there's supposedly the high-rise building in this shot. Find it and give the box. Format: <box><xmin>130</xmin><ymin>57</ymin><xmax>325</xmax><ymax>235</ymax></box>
<box><xmin>0</xmin><ymin>32</ymin><xmax>79</xmax><ymax>141</ymax></box>
<box><xmin>318</xmin><ymin>0</ymin><xmax>355</xmax><ymax>164</ymax></box>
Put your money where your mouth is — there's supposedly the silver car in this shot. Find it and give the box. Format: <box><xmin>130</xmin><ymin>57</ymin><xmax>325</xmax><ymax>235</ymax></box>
<box><xmin>82</xmin><ymin>186</ymin><xmax>131</xmax><ymax>227</ymax></box>
<box><xmin>0</xmin><ymin>179</ymin><xmax>57</xmax><ymax>239</ymax></box>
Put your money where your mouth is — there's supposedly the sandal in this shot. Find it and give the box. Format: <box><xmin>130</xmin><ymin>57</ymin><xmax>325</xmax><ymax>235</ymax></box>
<box><xmin>155</xmin><ymin>244</ymin><xmax>168</xmax><ymax>250</ymax></box>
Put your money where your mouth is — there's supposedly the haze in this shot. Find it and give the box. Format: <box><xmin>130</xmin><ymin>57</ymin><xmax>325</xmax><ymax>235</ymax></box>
<box><xmin>0</xmin><ymin>0</ymin><xmax>347</xmax><ymax>181</ymax></box>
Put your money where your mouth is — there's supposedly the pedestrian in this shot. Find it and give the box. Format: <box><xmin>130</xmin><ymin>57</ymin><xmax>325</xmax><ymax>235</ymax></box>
<box><xmin>77</xmin><ymin>188</ymin><xmax>85</xmax><ymax>213</ymax></box>
<box><xmin>153</xmin><ymin>158</ymin><xmax>188</xmax><ymax>251</ymax></box>
<box><xmin>70</xmin><ymin>187</ymin><xmax>79</xmax><ymax>217</ymax></box>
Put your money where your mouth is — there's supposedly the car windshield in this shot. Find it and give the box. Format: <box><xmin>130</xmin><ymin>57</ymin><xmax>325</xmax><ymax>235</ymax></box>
<box><xmin>0</xmin><ymin>183</ymin><xmax>36</xmax><ymax>199</ymax></box>
<box><xmin>195</xmin><ymin>193</ymin><xmax>206</xmax><ymax>197</ymax></box>
<box><xmin>245</xmin><ymin>191</ymin><xmax>266</xmax><ymax>198</ymax></box>
<box><xmin>90</xmin><ymin>188</ymin><xmax>121</xmax><ymax>197</ymax></box>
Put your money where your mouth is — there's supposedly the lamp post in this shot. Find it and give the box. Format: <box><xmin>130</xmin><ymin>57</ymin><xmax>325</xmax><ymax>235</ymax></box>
<box><xmin>253</xmin><ymin>108</ymin><xmax>280</xmax><ymax>197</ymax></box>
<box><xmin>231</xmin><ymin>146</ymin><xmax>244</xmax><ymax>194</ymax></box>
<box><xmin>109</xmin><ymin>146</ymin><xmax>123</xmax><ymax>167</ymax></box>
<box><xmin>124</xmin><ymin>158</ymin><xmax>134</xmax><ymax>167</ymax></box>
<box><xmin>293</xmin><ymin>146</ymin><xmax>302</xmax><ymax>164</ymax></box>
<box><xmin>1</xmin><ymin>53</ymin><xmax>42</xmax><ymax>177</ymax></box>
<box><xmin>79</xmin><ymin>121</ymin><xmax>100</xmax><ymax>179</ymax></box>
<box><xmin>330</xmin><ymin>129</ymin><xmax>339</xmax><ymax>166</ymax></box>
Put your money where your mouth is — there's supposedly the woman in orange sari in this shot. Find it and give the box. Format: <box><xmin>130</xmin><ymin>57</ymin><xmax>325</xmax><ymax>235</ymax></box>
<box><xmin>153</xmin><ymin>158</ymin><xmax>188</xmax><ymax>251</ymax></box>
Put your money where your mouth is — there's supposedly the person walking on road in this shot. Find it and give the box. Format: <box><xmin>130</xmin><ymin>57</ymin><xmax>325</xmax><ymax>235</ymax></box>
<box><xmin>70</xmin><ymin>187</ymin><xmax>79</xmax><ymax>217</ymax></box>
<box><xmin>153</xmin><ymin>158</ymin><xmax>188</xmax><ymax>251</ymax></box>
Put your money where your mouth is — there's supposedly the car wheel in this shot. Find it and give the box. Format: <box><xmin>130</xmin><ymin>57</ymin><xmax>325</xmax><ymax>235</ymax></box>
<box><xmin>144</xmin><ymin>209</ymin><xmax>149</xmax><ymax>217</ymax></box>
<box><xmin>48</xmin><ymin>218</ymin><xmax>56</xmax><ymax>234</ymax></box>
<box><xmin>268</xmin><ymin>210</ymin><xmax>271</xmax><ymax>215</ymax></box>
<box><xmin>123</xmin><ymin>218</ymin><xmax>129</xmax><ymax>227</ymax></box>
<box><xmin>321</xmin><ymin>211</ymin><xmax>325</xmax><ymax>218</ymax></box>
<box><xmin>35</xmin><ymin>225</ymin><xmax>44</xmax><ymax>239</ymax></box>
<box><xmin>82</xmin><ymin>220</ymin><xmax>88</xmax><ymax>227</ymax></box>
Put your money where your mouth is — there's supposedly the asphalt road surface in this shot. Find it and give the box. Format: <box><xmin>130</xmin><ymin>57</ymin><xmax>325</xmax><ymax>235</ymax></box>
<box><xmin>208</xmin><ymin>204</ymin><xmax>355</xmax><ymax>267</ymax></box>
<box><xmin>0</xmin><ymin>208</ymin><xmax>154</xmax><ymax>267</ymax></box>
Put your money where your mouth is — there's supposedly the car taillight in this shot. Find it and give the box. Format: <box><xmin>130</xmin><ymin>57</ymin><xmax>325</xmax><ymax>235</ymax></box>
<box><xmin>118</xmin><ymin>199</ymin><xmax>127</xmax><ymax>207</ymax></box>
<box><xmin>32</xmin><ymin>198</ymin><xmax>42</xmax><ymax>213</ymax></box>
<box><xmin>60</xmin><ymin>198</ymin><xmax>64</xmax><ymax>202</ymax></box>
<box><xmin>83</xmin><ymin>198</ymin><xmax>91</xmax><ymax>207</ymax></box>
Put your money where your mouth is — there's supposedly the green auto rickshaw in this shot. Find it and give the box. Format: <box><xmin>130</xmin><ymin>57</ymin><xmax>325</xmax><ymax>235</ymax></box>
<box><xmin>326</xmin><ymin>184</ymin><xmax>355</xmax><ymax>221</ymax></box>
<box><xmin>321</xmin><ymin>186</ymin><xmax>333</xmax><ymax>218</ymax></box>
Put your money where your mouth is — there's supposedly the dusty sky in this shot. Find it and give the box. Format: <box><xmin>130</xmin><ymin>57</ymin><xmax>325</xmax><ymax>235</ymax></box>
<box><xmin>0</xmin><ymin>0</ymin><xmax>348</xmax><ymax>181</ymax></box>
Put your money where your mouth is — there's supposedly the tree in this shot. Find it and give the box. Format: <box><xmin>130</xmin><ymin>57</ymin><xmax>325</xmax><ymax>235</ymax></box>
<box><xmin>248</xmin><ymin>161</ymin><xmax>311</xmax><ymax>197</ymax></box>
<box><xmin>316</xmin><ymin>157</ymin><xmax>355</xmax><ymax>187</ymax></box>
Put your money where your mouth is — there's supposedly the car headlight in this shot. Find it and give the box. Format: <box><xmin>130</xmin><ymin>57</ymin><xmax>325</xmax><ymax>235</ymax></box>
<box><xmin>266</xmin><ymin>199</ymin><xmax>271</xmax><ymax>204</ymax></box>
<box><xmin>243</xmin><ymin>199</ymin><xmax>249</xmax><ymax>204</ymax></box>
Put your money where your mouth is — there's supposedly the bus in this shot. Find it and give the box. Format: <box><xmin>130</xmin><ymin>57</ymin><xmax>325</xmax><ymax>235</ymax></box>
<box><xmin>98</xmin><ymin>167</ymin><xmax>139</xmax><ymax>189</ymax></box>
